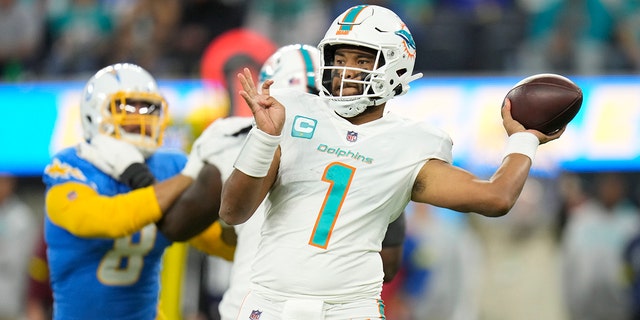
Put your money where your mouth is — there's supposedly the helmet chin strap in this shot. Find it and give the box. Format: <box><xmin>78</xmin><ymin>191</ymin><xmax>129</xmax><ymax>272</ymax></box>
<box><xmin>331</xmin><ymin>97</ymin><xmax>374</xmax><ymax>118</ymax></box>
<box><xmin>371</xmin><ymin>95</ymin><xmax>391</xmax><ymax>107</ymax></box>
<box><xmin>330</xmin><ymin>86</ymin><xmax>399</xmax><ymax>118</ymax></box>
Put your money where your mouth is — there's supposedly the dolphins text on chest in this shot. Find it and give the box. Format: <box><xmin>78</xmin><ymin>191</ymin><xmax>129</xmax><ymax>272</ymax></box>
<box><xmin>316</xmin><ymin>144</ymin><xmax>373</xmax><ymax>164</ymax></box>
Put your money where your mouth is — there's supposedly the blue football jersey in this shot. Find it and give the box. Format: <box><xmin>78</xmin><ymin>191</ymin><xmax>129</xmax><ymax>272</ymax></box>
<box><xmin>43</xmin><ymin>146</ymin><xmax>186</xmax><ymax>320</ymax></box>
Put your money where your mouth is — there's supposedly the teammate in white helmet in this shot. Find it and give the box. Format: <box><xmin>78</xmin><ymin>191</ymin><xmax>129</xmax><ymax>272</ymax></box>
<box><xmin>43</xmin><ymin>63</ymin><xmax>235</xmax><ymax>320</ymax></box>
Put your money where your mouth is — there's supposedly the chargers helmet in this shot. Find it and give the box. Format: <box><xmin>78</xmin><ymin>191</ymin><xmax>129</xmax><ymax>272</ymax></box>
<box><xmin>259</xmin><ymin>44</ymin><xmax>321</xmax><ymax>94</ymax></box>
<box><xmin>318</xmin><ymin>5</ymin><xmax>423</xmax><ymax>117</ymax></box>
<box><xmin>80</xmin><ymin>63</ymin><xmax>168</xmax><ymax>157</ymax></box>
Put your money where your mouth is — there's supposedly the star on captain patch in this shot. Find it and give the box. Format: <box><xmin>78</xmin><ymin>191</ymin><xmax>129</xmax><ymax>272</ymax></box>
<box><xmin>346</xmin><ymin>130</ymin><xmax>358</xmax><ymax>142</ymax></box>
<box><xmin>249</xmin><ymin>310</ymin><xmax>262</xmax><ymax>319</ymax></box>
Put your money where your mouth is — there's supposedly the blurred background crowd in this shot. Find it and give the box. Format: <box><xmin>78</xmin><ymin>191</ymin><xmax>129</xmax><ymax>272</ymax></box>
<box><xmin>4</xmin><ymin>0</ymin><xmax>640</xmax><ymax>319</ymax></box>
<box><xmin>4</xmin><ymin>0</ymin><xmax>640</xmax><ymax>82</ymax></box>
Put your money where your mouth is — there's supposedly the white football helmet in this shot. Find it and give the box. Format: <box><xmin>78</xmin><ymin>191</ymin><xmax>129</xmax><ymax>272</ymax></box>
<box><xmin>80</xmin><ymin>63</ymin><xmax>168</xmax><ymax>157</ymax></box>
<box><xmin>318</xmin><ymin>5</ymin><xmax>423</xmax><ymax>117</ymax></box>
<box><xmin>258</xmin><ymin>44</ymin><xmax>321</xmax><ymax>94</ymax></box>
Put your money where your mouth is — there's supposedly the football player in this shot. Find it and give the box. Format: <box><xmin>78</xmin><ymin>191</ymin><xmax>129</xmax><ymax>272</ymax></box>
<box><xmin>189</xmin><ymin>43</ymin><xmax>406</xmax><ymax>320</ymax></box>
<box><xmin>43</xmin><ymin>63</ymin><xmax>234</xmax><ymax>320</ymax></box>
<box><xmin>221</xmin><ymin>4</ymin><xmax>564</xmax><ymax>319</ymax></box>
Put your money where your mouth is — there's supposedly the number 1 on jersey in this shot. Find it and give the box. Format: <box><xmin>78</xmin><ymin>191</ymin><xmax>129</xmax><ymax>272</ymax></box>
<box><xmin>309</xmin><ymin>162</ymin><xmax>356</xmax><ymax>249</ymax></box>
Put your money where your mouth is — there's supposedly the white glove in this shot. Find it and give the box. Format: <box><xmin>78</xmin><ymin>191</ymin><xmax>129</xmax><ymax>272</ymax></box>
<box><xmin>181</xmin><ymin>150</ymin><xmax>204</xmax><ymax>180</ymax></box>
<box><xmin>195</xmin><ymin>117</ymin><xmax>254</xmax><ymax>163</ymax></box>
<box><xmin>78</xmin><ymin>135</ymin><xmax>154</xmax><ymax>188</ymax></box>
<box><xmin>181</xmin><ymin>120</ymin><xmax>234</xmax><ymax>179</ymax></box>
<box><xmin>183</xmin><ymin>117</ymin><xmax>254</xmax><ymax>179</ymax></box>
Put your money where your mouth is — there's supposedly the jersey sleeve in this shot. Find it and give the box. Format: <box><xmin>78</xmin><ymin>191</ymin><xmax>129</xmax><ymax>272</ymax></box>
<box><xmin>44</xmin><ymin>148</ymin><xmax>163</xmax><ymax>238</ymax></box>
<box><xmin>197</xmin><ymin>116</ymin><xmax>254</xmax><ymax>182</ymax></box>
<box><xmin>45</xmin><ymin>182</ymin><xmax>162</xmax><ymax>238</ymax></box>
<box><xmin>420</xmin><ymin>123</ymin><xmax>454</xmax><ymax>164</ymax></box>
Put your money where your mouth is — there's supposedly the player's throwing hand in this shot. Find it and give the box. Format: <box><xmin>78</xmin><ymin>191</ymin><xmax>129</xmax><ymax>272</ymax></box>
<box><xmin>237</xmin><ymin>67</ymin><xmax>285</xmax><ymax>136</ymax></box>
<box><xmin>501</xmin><ymin>98</ymin><xmax>565</xmax><ymax>144</ymax></box>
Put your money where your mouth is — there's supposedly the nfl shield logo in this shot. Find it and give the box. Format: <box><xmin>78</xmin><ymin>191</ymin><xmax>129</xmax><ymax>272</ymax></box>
<box><xmin>66</xmin><ymin>190</ymin><xmax>78</xmax><ymax>201</ymax></box>
<box><xmin>346</xmin><ymin>131</ymin><xmax>358</xmax><ymax>142</ymax></box>
<box><xmin>249</xmin><ymin>310</ymin><xmax>262</xmax><ymax>319</ymax></box>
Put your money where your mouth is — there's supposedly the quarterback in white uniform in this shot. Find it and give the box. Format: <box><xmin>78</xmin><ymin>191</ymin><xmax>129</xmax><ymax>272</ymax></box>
<box><xmin>195</xmin><ymin>44</ymin><xmax>406</xmax><ymax>320</ymax></box>
<box><xmin>251</xmin><ymin>89</ymin><xmax>449</xmax><ymax>301</ymax></box>
<box><xmin>220</xmin><ymin>4</ymin><xmax>564</xmax><ymax>320</ymax></box>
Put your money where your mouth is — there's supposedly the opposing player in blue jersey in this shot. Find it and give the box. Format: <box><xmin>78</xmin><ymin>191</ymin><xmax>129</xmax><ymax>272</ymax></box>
<box><xmin>43</xmin><ymin>63</ymin><xmax>234</xmax><ymax>320</ymax></box>
<box><xmin>220</xmin><ymin>4</ymin><xmax>565</xmax><ymax>319</ymax></box>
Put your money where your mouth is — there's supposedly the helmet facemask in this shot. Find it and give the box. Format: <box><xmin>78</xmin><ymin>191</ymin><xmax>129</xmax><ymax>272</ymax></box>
<box><xmin>102</xmin><ymin>91</ymin><xmax>168</xmax><ymax>158</ymax></box>
<box><xmin>319</xmin><ymin>44</ymin><xmax>394</xmax><ymax>118</ymax></box>
<box><xmin>318</xmin><ymin>5</ymin><xmax>423</xmax><ymax>118</ymax></box>
<box><xmin>81</xmin><ymin>63</ymin><xmax>169</xmax><ymax>158</ymax></box>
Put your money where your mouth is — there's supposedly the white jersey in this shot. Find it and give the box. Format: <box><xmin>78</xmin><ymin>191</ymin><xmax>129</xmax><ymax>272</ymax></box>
<box><xmin>251</xmin><ymin>89</ymin><xmax>453</xmax><ymax>302</ymax></box>
<box><xmin>203</xmin><ymin>116</ymin><xmax>265</xmax><ymax>320</ymax></box>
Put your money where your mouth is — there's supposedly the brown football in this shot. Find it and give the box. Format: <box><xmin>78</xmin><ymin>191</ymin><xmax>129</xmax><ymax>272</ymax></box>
<box><xmin>504</xmin><ymin>73</ymin><xmax>583</xmax><ymax>135</ymax></box>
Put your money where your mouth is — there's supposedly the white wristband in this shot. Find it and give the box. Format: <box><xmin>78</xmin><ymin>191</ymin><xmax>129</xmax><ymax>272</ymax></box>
<box><xmin>234</xmin><ymin>128</ymin><xmax>281</xmax><ymax>177</ymax></box>
<box><xmin>503</xmin><ymin>132</ymin><xmax>539</xmax><ymax>162</ymax></box>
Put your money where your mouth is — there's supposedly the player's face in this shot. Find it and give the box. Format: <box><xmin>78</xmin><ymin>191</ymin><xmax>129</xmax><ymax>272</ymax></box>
<box><xmin>116</xmin><ymin>99</ymin><xmax>160</xmax><ymax>136</ymax></box>
<box><xmin>331</xmin><ymin>47</ymin><xmax>377</xmax><ymax>96</ymax></box>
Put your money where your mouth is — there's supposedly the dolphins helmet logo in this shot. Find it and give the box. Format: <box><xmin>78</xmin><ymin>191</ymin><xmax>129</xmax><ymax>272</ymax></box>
<box><xmin>395</xmin><ymin>28</ymin><xmax>416</xmax><ymax>58</ymax></box>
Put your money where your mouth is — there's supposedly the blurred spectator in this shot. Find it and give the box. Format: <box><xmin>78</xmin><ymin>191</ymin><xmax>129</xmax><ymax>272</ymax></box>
<box><xmin>623</xmin><ymin>224</ymin><xmax>640</xmax><ymax>320</ymax></box>
<box><xmin>623</xmin><ymin>174</ymin><xmax>640</xmax><ymax>319</ymax></box>
<box><xmin>44</xmin><ymin>0</ymin><xmax>113</xmax><ymax>77</ymax></box>
<box><xmin>395</xmin><ymin>0</ymin><xmax>525</xmax><ymax>72</ymax></box>
<box><xmin>0</xmin><ymin>0</ymin><xmax>44</xmax><ymax>81</ymax></box>
<box><xmin>109</xmin><ymin>0</ymin><xmax>181</xmax><ymax>76</ymax></box>
<box><xmin>561</xmin><ymin>172</ymin><xmax>639</xmax><ymax>320</ymax></box>
<box><xmin>472</xmin><ymin>177</ymin><xmax>567</xmax><ymax>320</ymax></box>
<box><xmin>516</xmin><ymin>0</ymin><xmax>632</xmax><ymax>75</ymax></box>
<box><xmin>612</xmin><ymin>1</ymin><xmax>640</xmax><ymax>73</ymax></box>
<box><xmin>411</xmin><ymin>205</ymin><xmax>481</xmax><ymax>320</ymax></box>
<box><xmin>24</xmin><ymin>229</ymin><xmax>52</xmax><ymax>320</ymax></box>
<box><xmin>515</xmin><ymin>0</ymin><xmax>571</xmax><ymax>73</ymax></box>
<box><xmin>169</xmin><ymin>0</ymin><xmax>248</xmax><ymax>76</ymax></box>
<box><xmin>571</xmin><ymin>0</ymin><xmax>628</xmax><ymax>74</ymax></box>
<box><xmin>385</xmin><ymin>202</ymin><xmax>482</xmax><ymax>320</ymax></box>
<box><xmin>0</xmin><ymin>174</ymin><xmax>39</xmax><ymax>319</ymax></box>
<box><xmin>244</xmin><ymin>0</ymin><xmax>329</xmax><ymax>47</ymax></box>
<box><xmin>555</xmin><ymin>172</ymin><xmax>590</xmax><ymax>241</ymax></box>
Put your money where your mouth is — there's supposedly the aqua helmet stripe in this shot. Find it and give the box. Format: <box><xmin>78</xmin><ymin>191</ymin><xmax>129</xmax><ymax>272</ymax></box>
<box><xmin>299</xmin><ymin>47</ymin><xmax>317</xmax><ymax>93</ymax></box>
<box><xmin>337</xmin><ymin>5</ymin><xmax>368</xmax><ymax>34</ymax></box>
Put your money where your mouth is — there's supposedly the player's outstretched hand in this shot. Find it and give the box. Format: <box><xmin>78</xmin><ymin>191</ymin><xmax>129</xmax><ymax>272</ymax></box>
<box><xmin>78</xmin><ymin>134</ymin><xmax>155</xmax><ymax>188</ymax></box>
<box><xmin>237</xmin><ymin>67</ymin><xmax>285</xmax><ymax>136</ymax></box>
<box><xmin>501</xmin><ymin>98</ymin><xmax>565</xmax><ymax>145</ymax></box>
